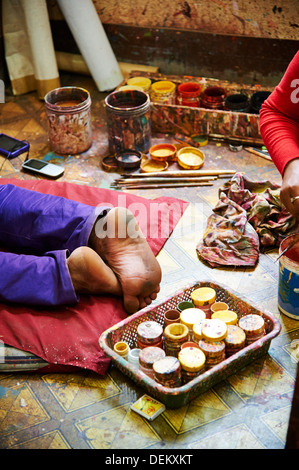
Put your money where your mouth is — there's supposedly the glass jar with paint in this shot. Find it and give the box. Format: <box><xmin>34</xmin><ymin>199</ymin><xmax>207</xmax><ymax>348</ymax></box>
<box><xmin>177</xmin><ymin>82</ymin><xmax>201</xmax><ymax>107</ymax></box>
<box><xmin>44</xmin><ymin>86</ymin><xmax>92</xmax><ymax>154</ymax></box>
<box><xmin>224</xmin><ymin>93</ymin><xmax>250</xmax><ymax>113</ymax></box>
<box><xmin>105</xmin><ymin>89</ymin><xmax>151</xmax><ymax>154</ymax></box>
<box><xmin>150</xmin><ymin>80</ymin><xmax>176</xmax><ymax>105</ymax></box>
<box><xmin>201</xmin><ymin>86</ymin><xmax>227</xmax><ymax>110</ymax></box>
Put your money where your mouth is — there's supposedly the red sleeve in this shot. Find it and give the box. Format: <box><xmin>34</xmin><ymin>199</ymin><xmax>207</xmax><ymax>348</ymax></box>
<box><xmin>259</xmin><ymin>50</ymin><xmax>299</xmax><ymax>175</ymax></box>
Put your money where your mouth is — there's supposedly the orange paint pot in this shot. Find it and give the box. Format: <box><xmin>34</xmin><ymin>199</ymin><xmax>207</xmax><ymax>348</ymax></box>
<box><xmin>149</xmin><ymin>143</ymin><xmax>177</xmax><ymax>162</ymax></box>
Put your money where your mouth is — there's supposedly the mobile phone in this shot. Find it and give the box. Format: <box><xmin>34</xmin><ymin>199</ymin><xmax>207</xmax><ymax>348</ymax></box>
<box><xmin>0</xmin><ymin>133</ymin><xmax>30</xmax><ymax>158</ymax></box>
<box><xmin>22</xmin><ymin>159</ymin><xmax>64</xmax><ymax>178</ymax></box>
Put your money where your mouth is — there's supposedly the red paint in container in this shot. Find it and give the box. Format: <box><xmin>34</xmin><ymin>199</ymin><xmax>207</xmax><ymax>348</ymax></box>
<box><xmin>201</xmin><ymin>86</ymin><xmax>227</xmax><ymax>110</ymax></box>
<box><xmin>177</xmin><ymin>82</ymin><xmax>201</xmax><ymax>107</ymax></box>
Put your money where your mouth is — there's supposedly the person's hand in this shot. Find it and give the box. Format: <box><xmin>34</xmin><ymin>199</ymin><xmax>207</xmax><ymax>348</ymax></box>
<box><xmin>280</xmin><ymin>158</ymin><xmax>299</xmax><ymax>218</ymax></box>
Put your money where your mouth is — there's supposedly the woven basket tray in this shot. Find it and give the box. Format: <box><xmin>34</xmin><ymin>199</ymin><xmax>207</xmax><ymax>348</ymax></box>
<box><xmin>99</xmin><ymin>281</ymin><xmax>281</xmax><ymax>408</ymax></box>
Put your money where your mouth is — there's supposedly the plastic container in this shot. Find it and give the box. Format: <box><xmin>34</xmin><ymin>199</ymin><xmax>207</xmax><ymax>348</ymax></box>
<box><xmin>164</xmin><ymin>323</ymin><xmax>189</xmax><ymax>357</ymax></box>
<box><xmin>177</xmin><ymin>82</ymin><xmax>201</xmax><ymax>107</ymax></box>
<box><xmin>139</xmin><ymin>346</ymin><xmax>165</xmax><ymax>379</ymax></box>
<box><xmin>136</xmin><ymin>320</ymin><xmax>163</xmax><ymax>347</ymax></box>
<box><xmin>211</xmin><ymin>302</ymin><xmax>229</xmax><ymax>314</ymax></box>
<box><xmin>153</xmin><ymin>356</ymin><xmax>182</xmax><ymax>387</ymax></box>
<box><xmin>99</xmin><ymin>280</ymin><xmax>281</xmax><ymax>408</ymax></box>
<box><xmin>127</xmin><ymin>348</ymin><xmax>141</xmax><ymax>367</ymax></box>
<box><xmin>178</xmin><ymin>346</ymin><xmax>206</xmax><ymax>383</ymax></box>
<box><xmin>164</xmin><ymin>309</ymin><xmax>180</xmax><ymax>327</ymax></box>
<box><xmin>201</xmin><ymin>318</ymin><xmax>228</xmax><ymax>342</ymax></box>
<box><xmin>113</xmin><ymin>341</ymin><xmax>130</xmax><ymax>360</ymax></box>
<box><xmin>150</xmin><ymin>80</ymin><xmax>176</xmax><ymax>104</ymax></box>
<box><xmin>180</xmin><ymin>308</ymin><xmax>206</xmax><ymax>341</ymax></box>
<box><xmin>105</xmin><ymin>89</ymin><xmax>151</xmax><ymax>154</ymax></box>
<box><xmin>224</xmin><ymin>325</ymin><xmax>246</xmax><ymax>357</ymax></box>
<box><xmin>238</xmin><ymin>314</ymin><xmax>265</xmax><ymax>345</ymax></box>
<box><xmin>201</xmin><ymin>86</ymin><xmax>226</xmax><ymax>110</ymax></box>
<box><xmin>211</xmin><ymin>310</ymin><xmax>238</xmax><ymax>325</ymax></box>
<box><xmin>191</xmin><ymin>287</ymin><xmax>216</xmax><ymax>318</ymax></box>
<box><xmin>44</xmin><ymin>86</ymin><xmax>92</xmax><ymax>154</ymax></box>
<box><xmin>198</xmin><ymin>339</ymin><xmax>226</xmax><ymax>369</ymax></box>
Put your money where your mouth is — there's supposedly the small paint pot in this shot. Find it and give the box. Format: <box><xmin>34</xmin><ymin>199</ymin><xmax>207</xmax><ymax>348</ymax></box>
<box><xmin>140</xmin><ymin>157</ymin><xmax>168</xmax><ymax>173</ymax></box>
<box><xmin>201</xmin><ymin>86</ymin><xmax>226</xmax><ymax>110</ymax></box>
<box><xmin>250</xmin><ymin>91</ymin><xmax>271</xmax><ymax>114</ymax></box>
<box><xmin>115</xmin><ymin>149</ymin><xmax>142</xmax><ymax>169</ymax></box>
<box><xmin>164</xmin><ymin>309</ymin><xmax>180</xmax><ymax>327</ymax></box>
<box><xmin>113</xmin><ymin>341</ymin><xmax>130</xmax><ymax>360</ymax></box>
<box><xmin>180</xmin><ymin>341</ymin><xmax>200</xmax><ymax>350</ymax></box>
<box><xmin>177</xmin><ymin>301</ymin><xmax>195</xmax><ymax>312</ymax></box>
<box><xmin>225</xmin><ymin>93</ymin><xmax>250</xmax><ymax>113</ymax></box>
<box><xmin>150</xmin><ymin>80</ymin><xmax>176</xmax><ymax>104</ymax></box>
<box><xmin>126</xmin><ymin>76</ymin><xmax>152</xmax><ymax>93</ymax></box>
<box><xmin>149</xmin><ymin>143</ymin><xmax>177</xmax><ymax>162</ymax></box>
<box><xmin>177</xmin><ymin>146</ymin><xmax>205</xmax><ymax>170</ymax></box>
<box><xmin>118</xmin><ymin>85</ymin><xmax>143</xmax><ymax>92</ymax></box>
<box><xmin>127</xmin><ymin>348</ymin><xmax>141</xmax><ymax>367</ymax></box>
<box><xmin>211</xmin><ymin>302</ymin><xmax>229</xmax><ymax>314</ymax></box>
<box><xmin>177</xmin><ymin>82</ymin><xmax>201</xmax><ymax>107</ymax></box>
<box><xmin>102</xmin><ymin>154</ymin><xmax>119</xmax><ymax>172</ymax></box>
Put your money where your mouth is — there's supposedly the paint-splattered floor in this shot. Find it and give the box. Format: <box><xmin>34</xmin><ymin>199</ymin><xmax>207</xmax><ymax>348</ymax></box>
<box><xmin>0</xmin><ymin>74</ymin><xmax>298</xmax><ymax>450</ymax></box>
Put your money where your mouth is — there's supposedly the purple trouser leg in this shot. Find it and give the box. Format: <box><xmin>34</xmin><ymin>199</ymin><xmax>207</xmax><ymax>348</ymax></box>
<box><xmin>0</xmin><ymin>184</ymin><xmax>111</xmax><ymax>306</ymax></box>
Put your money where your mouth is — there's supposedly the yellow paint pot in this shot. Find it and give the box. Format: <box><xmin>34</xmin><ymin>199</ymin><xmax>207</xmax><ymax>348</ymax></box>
<box><xmin>177</xmin><ymin>147</ymin><xmax>205</xmax><ymax>169</ymax></box>
<box><xmin>126</xmin><ymin>76</ymin><xmax>152</xmax><ymax>92</ymax></box>
<box><xmin>140</xmin><ymin>157</ymin><xmax>168</xmax><ymax>173</ymax></box>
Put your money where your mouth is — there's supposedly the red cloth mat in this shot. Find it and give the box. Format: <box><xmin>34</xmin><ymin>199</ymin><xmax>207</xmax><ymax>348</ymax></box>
<box><xmin>0</xmin><ymin>178</ymin><xmax>188</xmax><ymax>375</ymax></box>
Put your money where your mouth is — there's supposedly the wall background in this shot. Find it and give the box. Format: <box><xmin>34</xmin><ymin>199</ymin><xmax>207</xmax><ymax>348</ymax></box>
<box><xmin>47</xmin><ymin>0</ymin><xmax>299</xmax><ymax>86</ymax></box>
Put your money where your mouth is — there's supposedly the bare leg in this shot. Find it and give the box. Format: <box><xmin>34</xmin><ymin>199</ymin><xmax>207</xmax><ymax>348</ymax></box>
<box><xmin>89</xmin><ymin>207</ymin><xmax>162</xmax><ymax>314</ymax></box>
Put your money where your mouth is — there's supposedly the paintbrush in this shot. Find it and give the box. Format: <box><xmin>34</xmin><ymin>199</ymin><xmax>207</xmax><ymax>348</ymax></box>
<box><xmin>113</xmin><ymin>176</ymin><xmax>216</xmax><ymax>185</ymax></box>
<box><xmin>244</xmin><ymin>147</ymin><xmax>272</xmax><ymax>161</ymax></box>
<box><xmin>111</xmin><ymin>182</ymin><xmax>213</xmax><ymax>190</ymax></box>
<box><xmin>120</xmin><ymin>170</ymin><xmax>236</xmax><ymax>178</ymax></box>
<box><xmin>275</xmin><ymin>234</ymin><xmax>299</xmax><ymax>262</ymax></box>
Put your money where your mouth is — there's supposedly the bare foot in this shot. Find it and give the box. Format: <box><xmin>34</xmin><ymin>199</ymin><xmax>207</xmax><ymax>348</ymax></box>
<box><xmin>89</xmin><ymin>207</ymin><xmax>162</xmax><ymax>314</ymax></box>
<box><xmin>67</xmin><ymin>246</ymin><xmax>122</xmax><ymax>296</ymax></box>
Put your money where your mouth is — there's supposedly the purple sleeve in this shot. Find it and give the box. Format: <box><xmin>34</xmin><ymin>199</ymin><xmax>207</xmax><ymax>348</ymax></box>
<box><xmin>0</xmin><ymin>249</ymin><xmax>78</xmax><ymax>306</ymax></box>
<box><xmin>0</xmin><ymin>184</ymin><xmax>110</xmax><ymax>253</ymax></box>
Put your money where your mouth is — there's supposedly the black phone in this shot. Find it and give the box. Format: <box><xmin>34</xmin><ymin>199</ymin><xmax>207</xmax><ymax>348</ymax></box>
<box><xmin>0</xmin><ymin>133</ymin><xmax>30</xmax><ymax>158</ymax></box>
<box><xmin>22</xmin><ymin>158</ymin><xmax>64</xmax><ymax>179</ymax></box>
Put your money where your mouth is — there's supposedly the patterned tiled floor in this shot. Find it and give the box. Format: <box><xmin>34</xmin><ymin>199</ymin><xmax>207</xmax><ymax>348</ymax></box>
<box><xmin>0</xmin><ymin>74</ymin><xmax>298</xmax><ymax>449</ymax></box>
